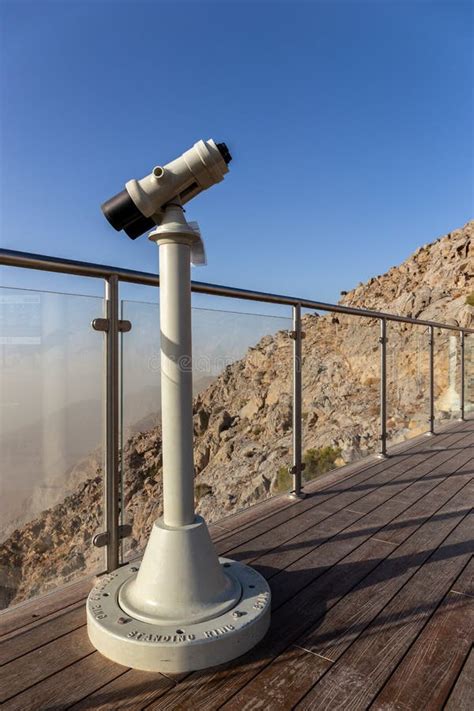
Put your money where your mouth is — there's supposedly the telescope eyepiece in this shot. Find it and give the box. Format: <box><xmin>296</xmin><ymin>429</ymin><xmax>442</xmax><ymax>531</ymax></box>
<box><xmin>216</xmin><ymin>142</ymin><xmax>232</xmax><ymax>165</ymax></box>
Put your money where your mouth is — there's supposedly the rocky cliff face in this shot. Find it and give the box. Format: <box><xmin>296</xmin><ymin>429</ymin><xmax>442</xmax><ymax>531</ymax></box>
<box><xmin>1</xmin><ymin>221</ymin><xmax>472</xmax><ymax>608</ymax></box>
<box><xmin>339</xmin><ymin>222</ymin><xmax>472</xmax><ymax>326</ymax></box>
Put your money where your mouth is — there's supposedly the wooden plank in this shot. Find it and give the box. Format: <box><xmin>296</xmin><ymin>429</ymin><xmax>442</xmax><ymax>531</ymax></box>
<box><xmin>373</xmin><ymin>458</ymin><xmax>474</xmax><ymax>546</ymax></box>
<box><xmin>0</xmin><ymin>626</ymin><xmax>94</xmax><ymax>703</ymax></box>
<box><xmin>68</xmin><ymin>665</ymin><xmax>175</xmax><ymax>710</ymax></box>
<box><xmin>151</xmin><ymin>475</ymin><xmax>474</xmax><ymax>710</ymax></box>
<box><xmin>0</xmin><ymin>597</ymin><xmax>85</xmax><ymax>645</ymax></box>
<box><xmin>2</xmin><ymin>651</ymin><xmax>161</xmax><ymax>711</ymax></box>
<box><xmin>265</xmin><ymin>491</ymin><xmax>414</xmax><ymax>611</ymax></box>
<box><xmin>385</xmin><ymin>418</ymin><xmax>472</xmax><ymax>451</ymax></box>
<box><xmin>295</xmin><ymin>510</ymin><xmax>474</xmax><ymax>710</ymax></box>
<box><xmin>209</xmin><ymin>491</ymin><xmax>299</xmax><ymax>538</ymax></box>
<box><xmin>207</xmin><ymin>522</ymin><xmax>227</xmax><ymax>535</ymax></box>
<box><xmin>297</xmin><ymin>480</ymin><xmax>474</xmax><ymax>662</ymax></box>
<box><xmin>350</xmin><ymin>439</ymin><xmax>474</xmax><ymax>525</ymax></box>
<box><xmin>220</xmin><ymin>503</ymin><xmax>359</xmax><ymax>565</ymax></box>
<box><xmin>371</xmin><ymin>590</ymin><xmax>473</xmax><ymax>709</ymax></box>
<box><xmin>206</xmin><ymin>482</ymin><xmax>474</xmax><ymax>711</ymax></box>
<box><xmin>249</xmin><ymin>439</ymin><xmax>469</xmax><ymax>604</ymax></box>
<box><xmin>215</xmin><ymin>430</ymin><xmax>467</xmax><ymax>563</ymax></box>
<box><xmin>382</xmin><ymin>418</ymin><xmax>473</xmax><ymax>458</ymax></box>
<box><xmin>222</xmin><ymin>645</ymin><xmax>331</xmax><ymax>711</ymax></box>
<box><xmin>0</xmin><ymin>602</ymin><xmax>86</xmax><ymax>666</ymax></box>
<box><xmin>267</xmin><ymin>449</ymin><xmax>474</xmax><ymax>609</ymax></box>
<box><xmin>451</xmin><ymin>555</ymin><xmax>474</xmax><ymax>597</ymax></box>
<box><xmin>444</xmin><ymin>647</ymin><xmax>474</xmax><ymax>711</ymax></box>
<box><xmin>345</xmin><ymin>433</ymin><xmax>474</xmax><ymax>515</ymax></box>
<box><xmin>222</xmin><ymin>437</ymin><xmax>465</xmax><ymax>567</ymax></box>
<box><xmin>144</xmin><ymin>537</ymin><xmax>397</xmax><ymax>711</ymax></box>
<box><xmin>0</xmin><ymin>575</ymin><xmax>93</xmax><ymax>638</ymax></box>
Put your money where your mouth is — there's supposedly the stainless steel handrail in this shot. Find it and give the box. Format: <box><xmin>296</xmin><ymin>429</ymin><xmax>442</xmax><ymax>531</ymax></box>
<box><xmin>1</xmin><ymin>247</ymin><xmax>471</xmax><ymax>567</ymax></box>
<box><xmin>1</xmin><ymin>248</ymin><xmax>473</xmax><ymax>334</ymax></box>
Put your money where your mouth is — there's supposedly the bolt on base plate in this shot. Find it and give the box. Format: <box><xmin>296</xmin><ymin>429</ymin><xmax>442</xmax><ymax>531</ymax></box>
<box><xmin>87</xmin><ymin>558</ymin><xmax>271</xmax><ymax>673</ymax></box>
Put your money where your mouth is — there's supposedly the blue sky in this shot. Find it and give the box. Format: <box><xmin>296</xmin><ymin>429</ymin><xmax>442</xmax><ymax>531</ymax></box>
<box><xmin>0</xmin><ymin>0</ymin><xmax>472</xmax><ymax>305</ymax></box>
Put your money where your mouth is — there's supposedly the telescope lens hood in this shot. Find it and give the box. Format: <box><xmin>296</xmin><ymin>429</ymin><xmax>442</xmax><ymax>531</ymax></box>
<box><xmin>123</xmin><ymin>214</ymin><xmax>156</xmax><ymax>240</ymax></box>
<box><xmin>216</xmin><ymin>142</ymin><xmax>232</xmax><ymax>165</ymax></box>
<box><xmin>101</xmin><ymin>189</ymin><xmax>143</xmax><ymax>232</ymax></box>
<box><xmin>101</xmin><ymin>188</ymin><xmax>155</xmax><ymax>239</ymax></box>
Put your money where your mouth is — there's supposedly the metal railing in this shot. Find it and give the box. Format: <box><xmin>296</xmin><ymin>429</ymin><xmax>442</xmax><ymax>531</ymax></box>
<box><xmin>1</xmin><ymin>247</ymin><xmax>473</xmax><ymax>571</ymax></box>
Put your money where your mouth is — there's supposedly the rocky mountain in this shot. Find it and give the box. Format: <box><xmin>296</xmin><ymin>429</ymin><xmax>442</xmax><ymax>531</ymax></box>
<box><xmin>0</xmin><ymin>220</ymin><xmax>472</xmax><ymax>609</ymax></box>
<box><xmin>339</xmin><ymin>222</ymin><xmax>472</xmax><ymax>324</ymax></box>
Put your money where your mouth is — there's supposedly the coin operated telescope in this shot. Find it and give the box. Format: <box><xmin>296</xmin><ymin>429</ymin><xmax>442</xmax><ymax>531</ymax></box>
<box><xmin>87</xmin><ymin>139</ymin><xmax>271</xmax><ymax>673</ymax></box>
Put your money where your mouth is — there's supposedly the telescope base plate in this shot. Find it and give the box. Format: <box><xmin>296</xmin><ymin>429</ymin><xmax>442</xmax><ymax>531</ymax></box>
<box><xmin>87</xmin><ymin>558</ymin><xmax>271</xmax><ymax>673</ymax></box>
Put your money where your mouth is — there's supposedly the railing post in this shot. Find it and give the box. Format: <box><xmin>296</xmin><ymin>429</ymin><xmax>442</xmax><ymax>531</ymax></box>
<box><xmin>428</xmin><ymin>325</ymin><xmax>435</xmax><ymax>435</ymax></box>
<box><xmin>290</xmin><ymin>303</ymin><xmax>305</xmax><ymax>498</ymax></box>
<box><xmin>104</xmin><ymin>275</ymin><xmax>120</xmax><ymax>571</ymax></box>
<box><xmin>379</xmin><ymin>318</ymin><xmax>388</xmax><ymax>457</ymax></box>
<box><xmin>460</xmin><ymin>331</ymin><xmax>465</xmax><ymax>421</ymax></box>
<box><xmin>92</xmin><ymin>282</ymin><xmax>131</xmax><ymax>564</ymax></box>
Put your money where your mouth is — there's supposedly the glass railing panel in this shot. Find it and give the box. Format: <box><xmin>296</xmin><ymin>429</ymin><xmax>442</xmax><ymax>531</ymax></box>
<box><xmin>301</xmin><ymin>311</ymin><xmax>380</xmax><ymax>486</ymax></box>
<box><xmin>434</xmin><ymin>329</ymin><xmax>461</xmax><ymax>423</ymax></box>
<box><xmin>386</xmin><ymin>321</ymin><xmax>429</xmax><ymax>442</ymax></box>
<box><xmin>0</xmin><ymin>287</ymin><xmax>105</xmax><ymax>610</ymax></box>
<box><xmin>119</xmin><ymin>300</ymin><xmax>160</xmax><ymax>562</ymax></box>
<box><xmin>120</xmin><ymin>299</ymin><xmax>292</xmax><ymax>562</ymax></box>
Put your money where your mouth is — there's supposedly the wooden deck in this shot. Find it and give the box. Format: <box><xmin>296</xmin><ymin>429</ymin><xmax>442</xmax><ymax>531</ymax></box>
<box><xmin>1</xmin><ymin>419</ymin><xmax>473</xmax><ymax>710</ymax></box>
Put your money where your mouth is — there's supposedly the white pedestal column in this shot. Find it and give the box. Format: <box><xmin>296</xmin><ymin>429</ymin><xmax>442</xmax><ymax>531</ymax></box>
<box><xmin>158</xmin><ymin>236</ymin><xmax>196</xmax><ymax>527</ymax></box>
<box><xmin>87</xmin><ymin>204</ymin><xmax>271</xmax><ymax>673</ymax></box>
